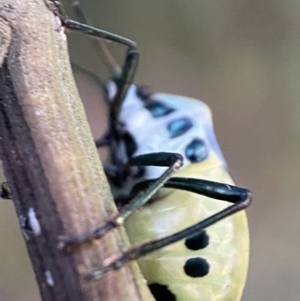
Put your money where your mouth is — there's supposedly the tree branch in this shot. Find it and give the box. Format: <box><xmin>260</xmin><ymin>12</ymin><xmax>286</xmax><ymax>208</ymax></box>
<box><xmin>0</xmin><ymin>1</ymin><xmax>153</xmax><ymax>300</ymax></box>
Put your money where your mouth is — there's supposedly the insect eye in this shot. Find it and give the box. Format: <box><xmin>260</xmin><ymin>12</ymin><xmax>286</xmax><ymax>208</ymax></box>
<box><xmin>185</xmin><ymin>138</ymin><xmax>208</xmax><ymax>163</ymax></box>
<box><xmin>145</xmin><ymin>101</ymin><xmax>175</xmax><ymax>118</ymax></box>
<box><xmin>136</xmin><ymin>85</ymin><xmax>152</xmax><ymax>100</ymax></box>
<box><xmin>167</xmin><ymin>117</ymin><xmax>193</xmax><ymax>138</ymax></box>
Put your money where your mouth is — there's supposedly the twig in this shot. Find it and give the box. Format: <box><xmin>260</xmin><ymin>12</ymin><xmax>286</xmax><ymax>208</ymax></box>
<box><xmin>0</xmin><ymin>1</ymin><xmax>153</xmax><ymax>300</ymax></box>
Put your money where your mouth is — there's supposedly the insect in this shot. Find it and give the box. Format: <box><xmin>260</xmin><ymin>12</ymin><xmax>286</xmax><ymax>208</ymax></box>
<box><xmin>54</xmin><ymin>1</ymin><xmax>252</xmax><ymax>300</ymax></box>
<box><xmin>105</xmin><ymin>85</ymin><xmax>251</xmax><ymax>301</ymax></box>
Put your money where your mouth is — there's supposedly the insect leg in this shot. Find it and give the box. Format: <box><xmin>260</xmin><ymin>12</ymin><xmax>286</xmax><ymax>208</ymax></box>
<box><xmin>51</xmin><ymin>0</ymin><xmax>139</xmax><ymax>119</ymax></box>
<box><xmin>60</xmin><ymin>152</ymin><xmax>183</xmax><ymax>248</ymax></box>
<box><xmin>0</xmin><ymin>182</ymin><xmax>11</xmax><ymax>199</ymax></box>
<box><xmin>87</xmin><ymin>179</ymin><xmax>252</xmax><ymax>279</ymax></box>
<box><xmin>94</xmin><ymin>133</ymin><xmax>111</xmax><ymax>148</ymax></box>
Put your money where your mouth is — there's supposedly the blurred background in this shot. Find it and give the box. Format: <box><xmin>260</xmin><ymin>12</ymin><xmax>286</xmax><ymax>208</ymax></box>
<box><xmin>1</xmin><ymin>0</ymin><xmax>300</xmax><ymax>300</ymax></box>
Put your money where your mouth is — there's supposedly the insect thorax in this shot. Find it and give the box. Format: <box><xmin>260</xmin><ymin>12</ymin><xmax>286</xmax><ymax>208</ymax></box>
<box><xmin>106</xmin><ymin>81</ymin><xmax>228</xmax><ymax>196</ymax></box>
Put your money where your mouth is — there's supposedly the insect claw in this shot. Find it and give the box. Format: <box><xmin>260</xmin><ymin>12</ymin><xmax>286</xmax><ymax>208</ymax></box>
<box><xmin>57</xmin><ymin>235</ymin><xmax>91</xmax><ymax>251</ymax></box>
<box><xmin>58</xmin><ymin>222</ymin><xmax>117</xmax><ymax>251</ymax></box>
<box><xmin>86</xmin><ymin>270</ymin><xmax>105</xmax><ymax>281</ymax></box>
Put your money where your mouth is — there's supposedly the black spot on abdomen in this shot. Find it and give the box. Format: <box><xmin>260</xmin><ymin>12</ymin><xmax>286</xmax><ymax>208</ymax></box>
<box><xmin>185</xmin><ymin>138</ymin><xmax>208</xmax><ymax>163</ymax></box>
<box><xmin>149</xmin><ymin>283</ymin><xmax>176</xmax><ymax>301</ymax></box>
<box><xmin>184</xmin><ymin>257</ymin><xmax>210</xmax><ymax>278</ymax></box>
<box><xmin>145</xmin><ymin>100</ymin><xmax>175</xmax><ymax>117</ymax></box>
<box><xmin>167</xmin><ymin>117</ymin><xmax>193</xmax><ymax>138</ymax></box>
<box><xmin>185</xmin><ymin>231</ymin><xmax>209</xmax><ymax>250</ymax></box>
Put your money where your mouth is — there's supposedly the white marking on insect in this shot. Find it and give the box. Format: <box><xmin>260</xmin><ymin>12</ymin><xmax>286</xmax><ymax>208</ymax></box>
<box><xmin>28</xmin><ymin>208</ymin><xmax>41</xmax><ymax>236</ymax></box>
<box><xmin>106</xmin><ymin>81</ymin><xmax>118</xmax><ymax>100</ymax></box>
<box><xmin>45</xmin><ymin>270</ymin><xmax>54</xmax><ymax>287</ymax></box>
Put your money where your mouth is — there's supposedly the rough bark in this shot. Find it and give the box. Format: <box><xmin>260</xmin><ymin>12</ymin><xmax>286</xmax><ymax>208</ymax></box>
<box><xmin>0</xmin><ymin>1</ymin><xmax>153</xmax><ymax>300</ymax></box>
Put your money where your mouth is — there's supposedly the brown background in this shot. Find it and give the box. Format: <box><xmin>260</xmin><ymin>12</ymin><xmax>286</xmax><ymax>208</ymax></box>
<box><xmin>0</xmin><ymin>0</ymin><xmax>299</xmax><ymax>300</ymax></box>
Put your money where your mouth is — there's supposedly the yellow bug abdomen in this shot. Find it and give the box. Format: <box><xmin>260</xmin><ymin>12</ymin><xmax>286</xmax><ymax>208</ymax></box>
<box><xmin>125</xmin><ymin>154</ymin><xmax>249</xmax><ymax>301</ymax></box>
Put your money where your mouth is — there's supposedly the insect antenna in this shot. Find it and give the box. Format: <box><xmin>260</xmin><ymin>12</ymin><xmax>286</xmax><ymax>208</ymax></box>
<box><xmin>64</xmin><ymin>0</ymin><xmax>139</xmax><ymax>120</ymax></box>
<box><xmin>68</xmin><ymin>0</ymin><xmax>122</xmax><ymax>79</ymax></box>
